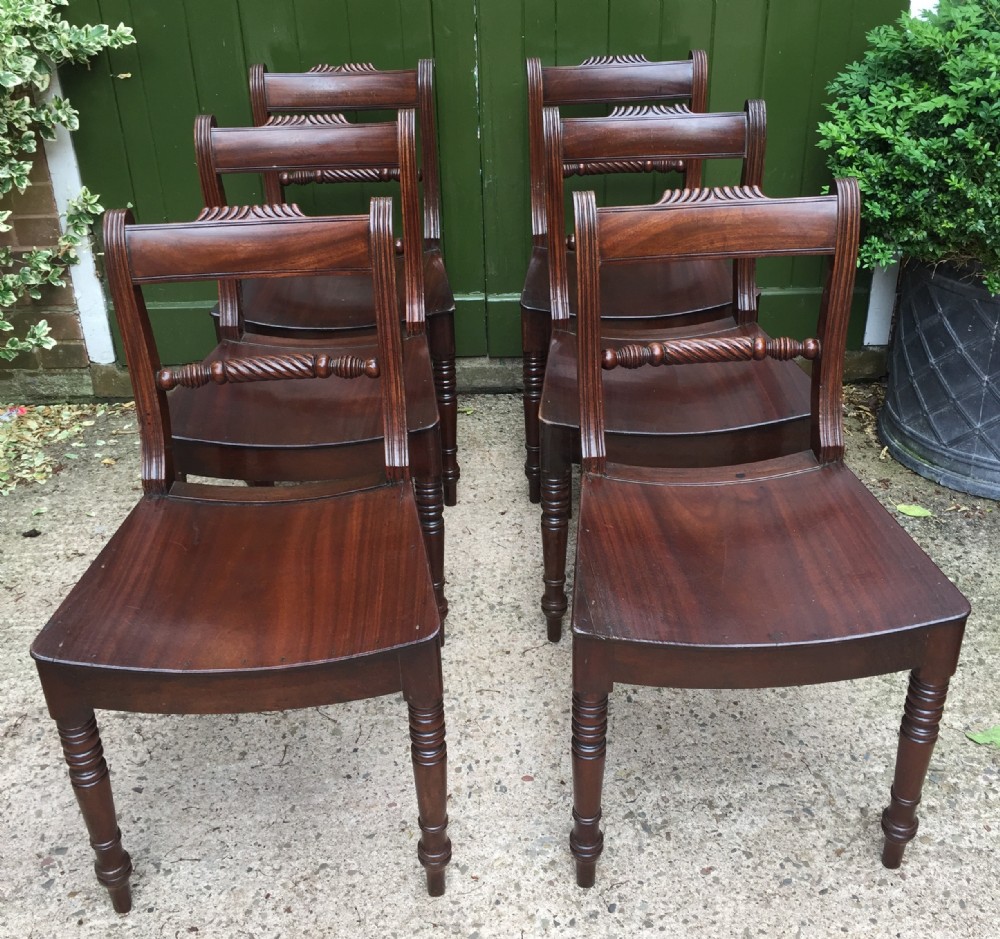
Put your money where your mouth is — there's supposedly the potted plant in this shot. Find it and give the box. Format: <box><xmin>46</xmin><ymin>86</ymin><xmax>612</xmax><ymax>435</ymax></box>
<box><xmin>818</xmin><ymin>0</ymin><xmax>1000</xmax><ymax>498</ymax></box>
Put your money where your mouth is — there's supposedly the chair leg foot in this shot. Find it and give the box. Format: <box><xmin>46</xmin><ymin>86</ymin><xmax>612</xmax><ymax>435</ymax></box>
<box><xmin>57</xmin><ymin>713</ymin><xmax>133</xmax><ymax>913</ymax></box>
<box><xmin>424</xmin><ymin>867</ymin><xmax>446</xmax><ymax>897</ymax></box>
<box><xmin>571</xmin><ymin>692</ymin><xmax>607</xmax><ymax>886</ymax></box>
<box><xmin>408</xmin><ymin>698</ymin><xmax>451</xmax><ymax>896</ymax></box>
<box><xmin>575</xmin><ymin>859</ymin><xmax>598</xmax><ymax>889</ymax></box>
<box><xmin>880</xmin><ymin>670</ymin><xmax>950</xmax><ymax>868</ymax></box>
<box><xmin>541</xmin><ymin>468</ymin><xmax>571</xmax><ymax>641</ymax></box>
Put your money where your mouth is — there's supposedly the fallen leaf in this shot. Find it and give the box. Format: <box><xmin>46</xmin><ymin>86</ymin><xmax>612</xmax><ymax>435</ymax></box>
<box><xmin>966</xmin><ymin>727</ymin><xmax>1000</xmax><ymax>748</ymax></box>
<box><xmin>896</xmin><ymin>504</ymin><xmax>933</xmax><ymax>517</ymax></box>
<box><xmin>101</xmin><ymin>458</ymin><xmax>117</xmax><ymax>466</ymax></box>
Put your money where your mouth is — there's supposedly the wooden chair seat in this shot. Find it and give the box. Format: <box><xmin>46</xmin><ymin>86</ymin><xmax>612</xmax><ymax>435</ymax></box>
<box><xmin>168</xmin><ymin>313</ymin><xmax>446</xmax><ymax>619</ymax></box>
<box><xmin>32</xmin><ymin>480</ymin><xmax>439</xmax><ymax>679</ymax></box>
<box><xmin>240</xmin><ymin>249</ymin><xmax>454</xmax><ymax>334</ymax></box>
<box><xmin>574</xmin><ymin>455</ymin><xmax>967</xmax><ymax>654</ymax></box>
<box><xmin>521</xmin><ymin>246</ymin><xmax>731</xmax><ymax>319</ymax></box>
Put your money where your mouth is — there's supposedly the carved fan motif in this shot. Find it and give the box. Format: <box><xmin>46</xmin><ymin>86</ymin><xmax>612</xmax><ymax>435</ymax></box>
<box><xmin>195</xmin><ymin>204</ymin><xmax>307</xmax><ymax>223</ymax></box>
<box><xmin>608</xmin><ymin>103</ymin><xmax>692</xmax><ymax>118</ymax></box>
<box><xmin>264</xmin><ymin>113</ymin><xmax>351</xmax><ymax>126</ymax></box>
<box><xmin>655</xmin><ymin>185</ymin><xmax>765</xmax><ymax>206</ymax></box>
<box><xmin>580</xmin><ymin>54</ymin><xmax>651</xmax><ymax>66</ymax></box>
<box><xmin>308</xmin><ymin>62</ymin><xmax>378</xmax><ymax>73</ymax></box>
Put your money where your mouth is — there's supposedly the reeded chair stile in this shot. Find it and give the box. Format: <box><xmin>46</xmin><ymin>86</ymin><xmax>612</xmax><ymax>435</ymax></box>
<box><xmin>30</xmin><ymin>198</ymin><xmax>452</xmax><ymax>910</ymax></box>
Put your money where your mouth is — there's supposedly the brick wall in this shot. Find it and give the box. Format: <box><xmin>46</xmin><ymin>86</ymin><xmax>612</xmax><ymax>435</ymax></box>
<box><xmin>0</xmin><ymin>148</ymin><xmax>96</xmax><ymax>398</ymax></box>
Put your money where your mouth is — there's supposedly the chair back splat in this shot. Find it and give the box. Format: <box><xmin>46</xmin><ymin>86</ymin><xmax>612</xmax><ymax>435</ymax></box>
<box><xmin>567</xmin><ymin>177</ymin><xmax>969</xmax><ymax>888</ymax></box>
<box><xmin>249</xmin><ymin>60</ymin><xmax>442</xmax><ymax>249</ymax></box>
<box><xmin>575</xmin><ymin>179</ymin><xmax>860</xmax><ymax>473</ymax></box>
<box><xmin>527</xmin><ymin>52</ymin><xmax>708</xmax><ymax>249</ymax></box>
<box><xmin>31</xmin><ymin>198</ymin><xmax>450</xmax><ymax>910</ymax></box>
<box><xmin>544</xmin><ymin>99</ymin><xmax>767</xmax><ymax>325</ymax></box>
<box><xmin>194</xmin><ymin>111</ymin><xmax>425</xmax><ymax>337</ymax></box>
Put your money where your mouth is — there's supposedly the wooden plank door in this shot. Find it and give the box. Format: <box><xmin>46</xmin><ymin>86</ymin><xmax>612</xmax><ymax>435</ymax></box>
<box><xmin>61</xmin><ymin>1</ymin><xmax>906</xmax><ymax>362</ymax></box>
<box><xmin>60</xmin><ymin>0</ymin><xmax>487</xmax><ymax>362</ymax></box>
<box><xmin>475</xmin><ymin>0</ymin><xmax>908</xmax><ymax>354</ymax></box>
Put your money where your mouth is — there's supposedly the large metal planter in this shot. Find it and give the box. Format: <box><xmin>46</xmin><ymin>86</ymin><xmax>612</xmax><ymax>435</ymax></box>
<box><xmin>879</xmin><ymin>260</ymin><xmax>1000</xmax><ymax>499</ymax></box>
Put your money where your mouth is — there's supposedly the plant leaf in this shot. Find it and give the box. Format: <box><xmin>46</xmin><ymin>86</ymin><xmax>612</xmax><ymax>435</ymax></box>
<box><xmin>896</xmin><ymin>503</ymin><xmax>933</xmax><ymax>517</ymax></box>
<box><xmin>965</xmin><ymin>726</ymin><xmax>1000</xmax><ymax>748</ymax></box>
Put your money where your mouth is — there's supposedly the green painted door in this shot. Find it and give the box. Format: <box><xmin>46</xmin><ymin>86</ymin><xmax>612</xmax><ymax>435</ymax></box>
<box><xmin>62</xmin><ymin>0</ymin><xmax>905</xmax><ymax>362</ymax></box>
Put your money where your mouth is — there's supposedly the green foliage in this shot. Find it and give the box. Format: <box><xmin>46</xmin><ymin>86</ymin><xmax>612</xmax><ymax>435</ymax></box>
<box><xmin>817</xmin><ymin>0</ymin><xmax>1000</xmax><ymax>293</ymax></box>
<box><xmin>0</xmin><ymin>0</ymin><xmax>134</xmax><ymax>360</ymax></box>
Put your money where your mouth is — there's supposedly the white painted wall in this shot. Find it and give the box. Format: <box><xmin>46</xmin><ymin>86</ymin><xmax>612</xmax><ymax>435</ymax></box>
<box><xmin>41</xmin><ymin>71</ymin><xmax>115</xmax><ymax>365</ymax></box>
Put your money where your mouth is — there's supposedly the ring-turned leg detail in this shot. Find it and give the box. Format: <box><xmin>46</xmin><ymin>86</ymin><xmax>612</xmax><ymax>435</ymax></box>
<box><xmin>571</xmin><ymin>692</ymin><xmax>608</xmax><ymax>887</ymax></box>
<box><xmin>58</xmin><ymin>713</ymin><xmax>133</xmax><ymax>913</ymax></box>
<box><xmin>541</xmin><ymin>467</ymin><xmax>571</xmax><ymax>641</ymax></box>
<box><xmin>881</xmin><ymin>671</ymin><xmax>950</xmax><ymax>868</ymax></box>
<box><xmin>408</xmin><ymin>699</ymin><xmax>451</xmax><ymax>896</ymax></box>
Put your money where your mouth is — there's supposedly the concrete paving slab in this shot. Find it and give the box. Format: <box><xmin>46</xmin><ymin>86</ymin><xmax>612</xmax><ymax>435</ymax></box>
<box><xmin>0</xmin><ymin>391</ymin><xmax>997</xmax><ymax>938</ymax></box>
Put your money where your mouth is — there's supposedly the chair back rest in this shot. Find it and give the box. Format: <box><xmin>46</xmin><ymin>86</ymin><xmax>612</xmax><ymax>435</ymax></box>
<box><xmin>574</xmin><ymin>179</ymin><xmax>861</xmax><ymax>472</ymax></box>
<box><xmin>544</xmin><ymin>101</ymin><xmax>766</xmax><ymax>320</ymax></box>
<box><xmin>194</xmin><ymin>110</ymin><xmax>424</xmax><ymax>333</ymax></box>
<box><xmin>527</xmin><ymin>52</ymin><xmax>708</xmax><ymax>243</ymax></box>
<box><xmin>249</xmin><ymin>61</ymin><xmax>442</xmax><ymax>245</ymax></box>
<box><xmin>103</xmin><ymin>199</ymin><xmax>408</xmax><ymax>494</ymax></box>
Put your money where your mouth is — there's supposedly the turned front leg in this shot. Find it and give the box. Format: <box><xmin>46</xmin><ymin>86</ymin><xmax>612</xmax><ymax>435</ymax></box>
<box><xmin>408</xmin><ymin>698</ymin><xmax>451</xmax><ymax>895</ymax></box>
<box><xmin>570</xmin><ymin>691</ymin><xmax>608</xmax><ymax>888</ymax></box>
<box><xmin>541</xmin><ymin>466</ymin><xmax>571</xmax><ymax>641</ymax></box>
<box><xmin>58</xmin><ymin>713</ymin><xmax>133</xmax><ymax>913</ymax></box>
<box><xmin>881</xmin><ymin>671</ymin><xmax>951</xmax><ymax>868</ymax></box>
<box><xmin>414</xmin><ymin>476</ymin><xmax>448</xmax><ymax>627</ymax></box>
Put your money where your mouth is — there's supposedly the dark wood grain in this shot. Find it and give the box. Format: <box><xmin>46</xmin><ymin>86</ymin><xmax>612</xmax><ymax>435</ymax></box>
<box><xmin>567</xmin><ymin>177</ymin><xmax>968</xmax><ymax>887</ymax></box>
<box><xmin>30</xmin><ymin>197</ymin><xmax>451</xmax><ymax>908</ymax></box>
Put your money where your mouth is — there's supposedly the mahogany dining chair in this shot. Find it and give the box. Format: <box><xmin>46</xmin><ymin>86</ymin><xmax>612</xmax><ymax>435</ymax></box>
<box><xmin>248</xmin><ymin>60</ymin><xmax>459</xmax><ymax>504</ymax></box>
<box><xmin>30</xmin><ymin>198</ymin><xmax>452</xmax><ymax>910</ymax></box>
<box><xmin>567</xmin><ymin>179</ymin><xmax>969</xmax><ymax>887</ymax></box>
